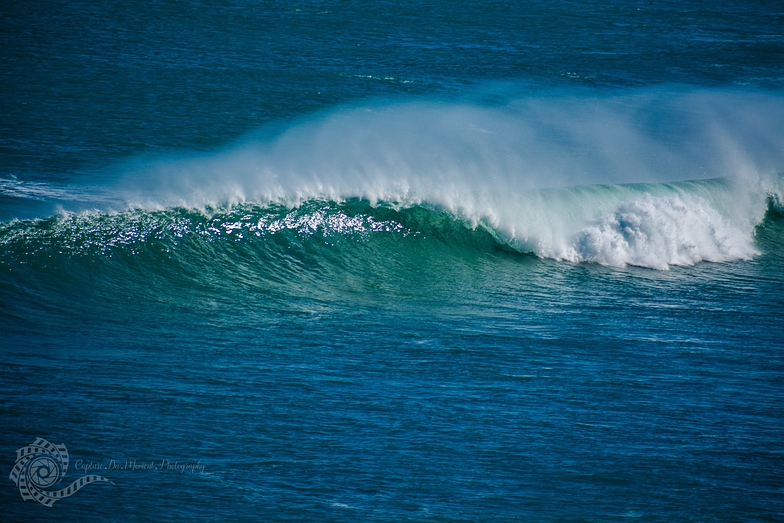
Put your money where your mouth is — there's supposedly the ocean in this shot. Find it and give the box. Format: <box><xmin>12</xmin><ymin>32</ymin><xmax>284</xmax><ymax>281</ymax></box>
<box><xmin>1</xmin><ymin>1</ymin><xmax>783</xmax><ymax>521</ymax></box>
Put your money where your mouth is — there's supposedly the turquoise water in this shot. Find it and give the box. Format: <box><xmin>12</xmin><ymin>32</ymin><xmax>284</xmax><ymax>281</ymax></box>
<box><xmin>2</xmin><ymin>1</ymin><xmax>784</xmax><ymax>521</ymax></box>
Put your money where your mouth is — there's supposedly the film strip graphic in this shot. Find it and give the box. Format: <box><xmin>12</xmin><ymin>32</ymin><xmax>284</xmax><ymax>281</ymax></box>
<box><xmin>9</xmin><ymin>438</ymin><xmax>113</xmax><ymax>507</ymax></box>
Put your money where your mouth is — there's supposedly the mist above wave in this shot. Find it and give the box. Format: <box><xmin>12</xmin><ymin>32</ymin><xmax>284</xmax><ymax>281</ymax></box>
<box><xmin>116</xmin><ymin>87</ymin><xmax>784</xmax><ymax>208</ymax></box>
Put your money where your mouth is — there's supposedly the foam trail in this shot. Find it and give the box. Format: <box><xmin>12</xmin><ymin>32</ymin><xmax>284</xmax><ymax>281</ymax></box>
<box><xmin>0</xmin><ymin>177</ymin><xmax>110</xmax><ymax>202</ymax></box>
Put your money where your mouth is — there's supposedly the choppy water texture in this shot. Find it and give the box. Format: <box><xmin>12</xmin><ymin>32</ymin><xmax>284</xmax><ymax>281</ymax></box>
<box><xmin>2</xmin><ymin>1</ymin><xmax>784</xmax><ymax>522</ymax></box>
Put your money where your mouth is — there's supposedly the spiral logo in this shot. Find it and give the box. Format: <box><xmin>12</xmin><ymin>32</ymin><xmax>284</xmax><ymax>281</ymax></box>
<box><xmin>9</xmin><ymin>438</ymin><xmax>113</xmax><ymax>507</ymax></box>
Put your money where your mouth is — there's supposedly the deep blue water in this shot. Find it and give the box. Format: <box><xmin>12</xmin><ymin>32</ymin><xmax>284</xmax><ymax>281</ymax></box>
<box><xmin>2</xmin><ymin>1</ymin><xmax>784</xmax><ymax>521</ymax></box>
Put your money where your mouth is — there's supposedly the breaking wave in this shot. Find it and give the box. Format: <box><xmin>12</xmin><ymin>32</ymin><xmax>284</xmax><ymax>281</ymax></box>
<box><xmin>2</xmin><ymin>86</ymin><xmax>783</xmax><ymax>270</ymax></box>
